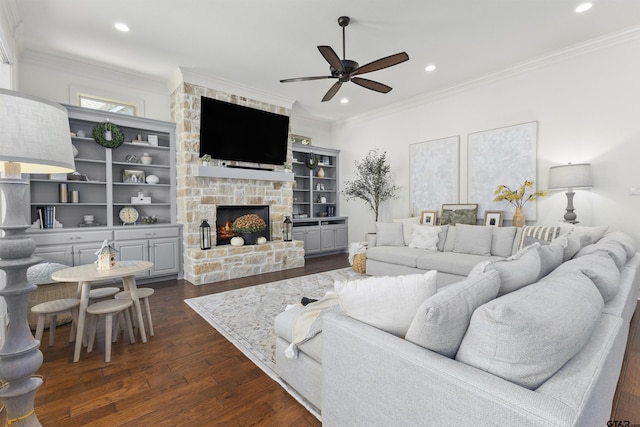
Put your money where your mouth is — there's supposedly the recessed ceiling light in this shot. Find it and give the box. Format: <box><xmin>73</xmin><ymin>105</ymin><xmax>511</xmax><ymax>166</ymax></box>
<box><xmin>114</xmin><ymin>22</ymin><xmax>130</xmax><ymax>32</ymax></box>
<box><xmin>340</xmin><ymin>98</ymin><xmax>349</xmax><ymax>104</ymax></box>
<box><xmin>575</xmin><ymin>2</ymin><xmax>593</xmax><ymax>13</ymax></box>
<box><xmin>425</xmin><ymin>64</ymin><xmax>436</xmax><ymax>72</ymax></box>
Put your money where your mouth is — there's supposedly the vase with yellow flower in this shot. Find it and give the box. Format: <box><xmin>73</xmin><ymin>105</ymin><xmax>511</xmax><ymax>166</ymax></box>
<box><xmin>494</xmin><ymin>180</ymin><xmax>547</xmax><ymax>227</ymax></box>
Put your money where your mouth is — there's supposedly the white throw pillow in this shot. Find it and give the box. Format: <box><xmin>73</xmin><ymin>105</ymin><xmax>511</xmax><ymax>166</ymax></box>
<box><xmin>375</xmin><ymin>222</ymin><xmax>405</xmax><ymax>246</ymax></box>
<box><xmin>408</xmin><ymin>225</ymin><xmax>441</xmax><ymax>250</ymax></box>
<box><xmin>393</xmin><ymin>216</ymin><xmax>421</xmax><ymax>246</ymax></box>
<box><xmin>334</xmin><ymin>271</ymin><xmax>438</xmax><ymax>337</ymax></box>
<box><xmin>453</xmin><ymin>224</ymin><xmax>493</xmax><ymax>256</ymax></box>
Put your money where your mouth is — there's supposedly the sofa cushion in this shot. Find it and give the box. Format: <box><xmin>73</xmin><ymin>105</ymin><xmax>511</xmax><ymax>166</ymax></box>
<box><xmin>366</xmin><ymin>246</ymin><xmax>430</xmax><ymax>268</ymax></box>
<box><xmin>453</xmin><ymin>224</ymin><xmax>492</xmax><ymax>256</ymax></box>
<box><xmin>27</xmin><ymin>262</ymin><xmax>70</xmax><ymax>285</ymax></box>
<box><xmin>477</xmin><ymin>244</ymin><xmax>541</xmax><ymax>296</ymax></box>
<box><xmin>393</xmin><ymin>216</ymin><xmax>421</xmax><ymax>245</ymax></box>
<box><xmin>537</xmin><ymin>243</ymin><xmax>564</xmax><ymax>278</ymax></box>
<box><xmin>599</xmin><ymin>231</ymin><xmax>637</xmax><ymax>259</ymax></box>
<box><xmin>551</xmin><ymin>232</ymin><xmax>582</xmax><ymax>262</ymax></box>
<box><xmin>576</xmin><ymin>239</ymin><xmax>627</xmax><ymax>269</ymax></box>
<box><xmin>456</xmin><ymin>270</ymin><xmax>604</xmax><ymax>390</ymax></box>
<box><xmin>334</xmin><ymin>271</ymin><xmax>438</xmax><ymax>337</ymax></box>
<box><xmin>546</xmin><ymin>251</ymin><xmax>621</xmax><ymax>302</ymax></box>
<box><xmin>436</xmin><ymin>225</ymin><xmax>449</xmax><ymax>251</ymax></box>
<box><xmin>491</xmin><ymin>226</ymin><xmax>517</xmax><ymax>257</ymax></box>
<box><xmin>443</xmin><ymin>225</ymin><xmax>457</xmax><ymax>252</ymax></box>
<box><xmin>405</xmin><ymin>270</ymin><xmax>500</xmax><ymax>358</ymax></box>
<box><xmin>408</xmin><ymin>225</ymin><xmax>441</xmax><ymax>250</ymax></box>
<box><xmin>376</xmin><ymin>222</ymin><xmax>405</xmax><ymax>246</ymax></box>
<box><xmin>518</xmin><ymin>225</ymin><xmax>560</xmax><ymax>250</ymax></box>
<box><xmin>417</xmin><ymin>251</ymin><xmax>499</xmax><ymax>277</ymax></box>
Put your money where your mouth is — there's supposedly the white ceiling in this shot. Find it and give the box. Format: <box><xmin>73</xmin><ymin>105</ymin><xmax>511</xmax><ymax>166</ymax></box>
<box><xmin>14</xmin><ymin>0</ymin><xmax>640</xmax><ymax>122</ymax></box>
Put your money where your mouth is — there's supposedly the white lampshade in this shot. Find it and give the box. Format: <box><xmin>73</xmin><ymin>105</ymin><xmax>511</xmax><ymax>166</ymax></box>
<box><xmin>0</xmin><ymin>89</ymin><xmax>75</xmax><ymax>174</ymax></box>
<box><xmin>548</xmin><ymin>163</ymin><xmax>593</xmax><ymax>190</ymax></box>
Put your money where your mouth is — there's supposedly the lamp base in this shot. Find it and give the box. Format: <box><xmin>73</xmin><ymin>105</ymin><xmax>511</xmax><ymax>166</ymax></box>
<box><xmin>563</xmin><ymin>190</ymin><xmax>580</xmax><ymax>224</ymax></box>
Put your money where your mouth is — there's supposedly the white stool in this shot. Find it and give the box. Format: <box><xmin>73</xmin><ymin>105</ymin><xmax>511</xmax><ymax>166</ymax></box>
<box><xmin>89</xmin><ymin>286</ymin><xmax>121</xmax><ymax>302</ymax></box>
<box><xmin>86</xmin><ymin>299</ymin><xmax>135</xmax><ymax>362</ymax></box>
<box><xmin>115</xmin><ymin>288</ymin><xmax>155</xmax><ymax>337</ymax></box>
<box><xmin>31</xmin><ymin>298</ymin><xmax>80</xmax><ymax>347</ymax></box>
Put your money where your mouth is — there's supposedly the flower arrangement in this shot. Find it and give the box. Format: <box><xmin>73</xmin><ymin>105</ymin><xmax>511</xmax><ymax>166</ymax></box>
<box><xmin>494</xmin><ymin>180</ymin><xmax>547</xmax><ymax>208</ymax></box>
<box><xmin>232</xmin><ymin>214</ymin><xmax>266</xmax><ymax>233</ymax></box>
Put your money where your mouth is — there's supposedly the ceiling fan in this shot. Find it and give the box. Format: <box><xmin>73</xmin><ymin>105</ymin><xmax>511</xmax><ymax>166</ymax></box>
<box><xmin>280</xmin><ymin>16</ymin><xmax>409</xmax><ymax>102</ymax></box>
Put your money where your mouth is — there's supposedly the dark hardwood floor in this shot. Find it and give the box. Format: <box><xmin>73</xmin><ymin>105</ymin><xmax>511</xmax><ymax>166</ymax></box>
<box><xmin>3</xmin><ymin>254</ymin><xmax>639</xmax><ymax>425</ymax></box>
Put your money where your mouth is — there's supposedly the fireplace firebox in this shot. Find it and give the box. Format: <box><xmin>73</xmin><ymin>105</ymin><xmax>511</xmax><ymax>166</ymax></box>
<box><xmin>215</xmin><ymin>205</ymin><xmax>270</xmax><ymax>245</ymax></box>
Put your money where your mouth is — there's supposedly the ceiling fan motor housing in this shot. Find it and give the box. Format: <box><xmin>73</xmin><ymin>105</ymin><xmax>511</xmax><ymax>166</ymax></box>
<box><xmin>331</xmin><ymin>59</ymin><xmax>359</xmax><ymax>80</ymax></box>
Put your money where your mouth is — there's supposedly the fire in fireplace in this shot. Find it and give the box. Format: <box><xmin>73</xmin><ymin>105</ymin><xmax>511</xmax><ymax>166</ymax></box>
<box><xmin>215</xmin><ymin>205</ymin><xmax>270</xmax><ymax>245</ymax></box>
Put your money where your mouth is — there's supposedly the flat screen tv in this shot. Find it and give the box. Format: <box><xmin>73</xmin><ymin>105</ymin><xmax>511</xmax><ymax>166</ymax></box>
<box><xmin>199</xmin><ymin>96</ymin><xmax>290</xmax><ymax>166</ymax></box>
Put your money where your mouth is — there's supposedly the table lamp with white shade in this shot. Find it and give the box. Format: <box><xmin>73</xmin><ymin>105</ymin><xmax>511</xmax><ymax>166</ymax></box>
<box><xmin>0</xmin><ymin>89</ymin><xmax>75</xmax><ymax>426</ymax></box>
<box><xmin>548</xmin><ymin>162</ymin><xmax>593</xmax><ymax>224</ymax></box>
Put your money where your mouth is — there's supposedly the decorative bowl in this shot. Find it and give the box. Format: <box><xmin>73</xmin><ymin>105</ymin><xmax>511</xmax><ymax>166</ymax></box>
<box><xmin>141</xmin><ymin>216</ymin><xmax>157</xmax><ymax>224</ymax></box>
<box><xmin>317</xmin><ymin>212</ymin><xmax>328</xmax><ymax>217</ymax></box>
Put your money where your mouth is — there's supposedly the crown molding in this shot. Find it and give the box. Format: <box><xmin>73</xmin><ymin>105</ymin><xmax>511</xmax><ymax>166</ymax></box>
<box><xmin>338</xmin><ymin>25</ymin><xmax>640</xmax><ymax>127</ymax></box>
<box><xmin>19</xmin><ymin>49</ymin><xmax>168</xmax><ymax>92</ymax></box>
<box><xmin>171</xmin><ymin>67</ymin><xmax>295</xmax><ymax>110</ymax></box>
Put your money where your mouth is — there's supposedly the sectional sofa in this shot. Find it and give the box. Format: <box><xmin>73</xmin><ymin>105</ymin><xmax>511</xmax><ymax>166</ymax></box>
<box><xmin>274</xmin><ymin>224</ymin><xmax>639</xmax><ymax>426</ymax></box>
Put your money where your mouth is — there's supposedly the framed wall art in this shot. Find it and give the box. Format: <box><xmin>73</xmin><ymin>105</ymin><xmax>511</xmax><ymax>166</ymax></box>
<box><xmin>410</xmin><ymin>136</ymin><xmax>459</xmax><ymax>215</ymax></box>
<box><xmin>440</xmin><ymin>204</ymin><xmax>478</xmax><ymax>226</ymax></box>
<box><xmin>467</xmin><ymin>121</ymin><xmax>537</xmax><ymax>220</ymax></box>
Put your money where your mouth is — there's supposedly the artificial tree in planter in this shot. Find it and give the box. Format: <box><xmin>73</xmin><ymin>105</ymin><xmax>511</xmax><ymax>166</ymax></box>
<box><xmin>343</xmin><ymin>149</ymin><xmax>400</xmax><ymax>245</ymax></box>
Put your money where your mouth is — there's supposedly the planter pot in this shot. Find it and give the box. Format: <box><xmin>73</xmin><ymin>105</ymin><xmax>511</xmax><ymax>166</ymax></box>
<box><xmin>240</xmin><ymin>232</ymin><xmax>258</xmax><ymax>245</ymax></box>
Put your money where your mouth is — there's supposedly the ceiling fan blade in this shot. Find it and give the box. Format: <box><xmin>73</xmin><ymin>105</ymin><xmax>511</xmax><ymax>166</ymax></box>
<box><xmin>280</xmin><ymin>76</ymin><xmax>335</xmax><ymax>83</ymax></box>
<box><xmin>318</xmin><ymin>46</ymin><xmax>345</xmax><ymax>73</ymax></box>
<box><xmin>322</xmin><ymin>81</ymin><xmax>343</xmax><ymax>102</ymax></box>
<box><xmin>351</xmin><ymin>52</ymin><xmax>409</xmax><ymax>76</ymax></box>
<box><xmin>351</xmin><ymin>77</ymin><xmax>392</xmax><ymax>94</ymax></box>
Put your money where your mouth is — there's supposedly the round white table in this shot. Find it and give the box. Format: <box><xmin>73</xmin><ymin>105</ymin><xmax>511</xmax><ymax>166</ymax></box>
<box><xmin>51</xmin><ymin>261</ymin><xmax>153</xmax><ymax>362</ymax></box>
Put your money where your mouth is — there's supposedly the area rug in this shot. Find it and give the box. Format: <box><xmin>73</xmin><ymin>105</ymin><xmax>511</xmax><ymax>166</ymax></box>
<box><xmin>184</xmin><ymin>267</ymin><xmax>365</xmax><ymax>418</ymax></box>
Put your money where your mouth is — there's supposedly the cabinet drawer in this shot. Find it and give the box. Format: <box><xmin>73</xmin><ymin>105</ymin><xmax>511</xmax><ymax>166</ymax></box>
<box><xmin>30</xmin><ymin>230</ymin><xmax>113</xmax><ymax>246</ymax></box>
<box><xmin>114</xmin><ymin>226</ymin><xmax>179</xmax><ymax>240</ymax></box>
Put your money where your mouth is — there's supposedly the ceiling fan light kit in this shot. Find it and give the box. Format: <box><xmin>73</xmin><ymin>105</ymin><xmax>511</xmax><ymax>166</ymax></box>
<box><xmin>280</xmin><ymin>16</ymin><xmax>409</xmax><ymax>102</ymax></box>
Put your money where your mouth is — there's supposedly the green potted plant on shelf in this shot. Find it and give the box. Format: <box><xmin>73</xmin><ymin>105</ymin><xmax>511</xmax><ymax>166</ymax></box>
<box><xmin>200</xmin><ymin>154</ymin><xmax>212</xmax><ymax>166</ymax></box>
<box><xmin>343</xmin><ymin>149</ymin><xmax>400</xmax><ymax>246</ymax></box>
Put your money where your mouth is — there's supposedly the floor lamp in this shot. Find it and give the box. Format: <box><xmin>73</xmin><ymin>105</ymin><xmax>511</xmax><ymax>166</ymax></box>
<box><xmin>548</xmin><ymin>162</ymin><xmax>593</xmax><ymax>224</ymax></box>
<box><xmin>0</xmin><ymin>89</ymin><xmax>74</xmax><ymax>426</ymax></box>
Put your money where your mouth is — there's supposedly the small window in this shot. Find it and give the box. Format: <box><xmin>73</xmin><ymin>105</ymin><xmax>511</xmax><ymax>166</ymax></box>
<box><xmin>79</xmin><ymin>94</ymin><xmax>137</xmax><ymax>116</ymax></box>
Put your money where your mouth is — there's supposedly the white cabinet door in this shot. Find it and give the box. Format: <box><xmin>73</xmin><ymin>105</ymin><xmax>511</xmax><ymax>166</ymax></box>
<box><xmin>34</xmin><ymin>244</ymin><xmax>73</xmax><ymax>266</ymax></box>
<box><xmin>149</xmin><ymin>237</ymin><xmax>180</xmax><ymax>277</ymax></box>
<box><xmin>74</xmin><ymin>243</ymin><xmax>103</xmax><ymax>266</ymax></box>
<box><xmin>114</xmin><ymin>239</ymin><xmax>150</xmax><ymax>278</ymax></box>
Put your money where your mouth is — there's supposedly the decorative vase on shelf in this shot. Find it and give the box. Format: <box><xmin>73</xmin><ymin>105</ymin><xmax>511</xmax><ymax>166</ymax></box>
<box><xmin>317</xmin><ymin>167</ymin><xmax>325</xmax><ymax>178</ymax></box>
<box><xmin>512</xmin><ymin>207</ymin><xmax>526</xmax><ymax>227</ymax></box>
<box><xmin>141</xmin><ymin>153</ymin><xmax>152</xmax><ymax>165</ymax></box>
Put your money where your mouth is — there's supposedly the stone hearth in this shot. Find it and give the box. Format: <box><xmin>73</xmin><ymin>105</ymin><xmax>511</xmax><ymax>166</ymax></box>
<box><xmin>170</xmin><ymin>82</ymin><xmax>304</xmax><ymax>285</ymax></box>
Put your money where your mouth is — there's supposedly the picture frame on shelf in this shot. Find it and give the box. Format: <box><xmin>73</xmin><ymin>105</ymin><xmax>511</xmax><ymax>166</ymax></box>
<box><xmin>484</xmin><ymin>210</ymin><xmax>504</xmax><ymax>227</ymax></box>
<box><xmin>440</xmin><ymin>204</ymin><xmax>478</xmax><ymax>225</ymax></box>
<box><xmin>420</xmin><ymin>210</ymin><xmax>438</xmax><ymax>225</ymax></box>
<box><xmin>292</xmin><ymin>134</ymin><xmax>312</xmax><ymax>146</ymax></box>
<box><xmin>122</xmin><ymin>169</ymin><xmax>145</xmax><ymax>183</ymax></box>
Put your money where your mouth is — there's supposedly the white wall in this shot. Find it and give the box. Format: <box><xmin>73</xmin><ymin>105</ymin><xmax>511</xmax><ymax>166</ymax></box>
<box><xmin>332</xmin><ymin>35</ymin><xmax>640</xmax><ymax>246</ymax></box>
<box><xmin>18</xmin><ymin>51</ymin><xmax>171</xmax><ymax>120</ymax></box>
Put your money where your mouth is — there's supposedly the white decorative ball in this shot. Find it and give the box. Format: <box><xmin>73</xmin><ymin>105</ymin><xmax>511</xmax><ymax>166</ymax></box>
<box><xmin>256</xmin><ymin>236</ymin><xmax>267</xmax><ymax>245</ymax></box>
<box><xmin>145</xmin><ymin>174</ymin><xmax>159</xmax><ymax>184</ymax></box>
<box><xmin>230</xmin><ymin>236</ymin><xmax>244</xmax><ymax>247</ymax></box>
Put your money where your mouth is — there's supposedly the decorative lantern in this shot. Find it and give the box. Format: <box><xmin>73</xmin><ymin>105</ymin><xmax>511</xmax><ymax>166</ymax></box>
<box><xmin>200</xmin><ymin>219</ymin><xmax>211</xmax><ymax>250</ymax></box>
<box><xmin>283</xmin><ymin>216</ymin><xmax>293</xmax><ymax>242</ymax></box>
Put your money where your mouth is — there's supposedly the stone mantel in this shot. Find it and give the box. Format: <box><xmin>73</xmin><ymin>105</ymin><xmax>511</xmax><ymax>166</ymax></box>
<box><xmin>196</xmin><ymin>165</ymin><xmax>294</xmax><ymax>182</ymax></box>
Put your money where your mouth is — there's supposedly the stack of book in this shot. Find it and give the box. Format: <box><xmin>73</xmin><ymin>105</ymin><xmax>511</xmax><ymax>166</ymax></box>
<box><xmin>37</xmin><ymin>206</ymin><xmax>56</xmax><ymax>229</ymax></box>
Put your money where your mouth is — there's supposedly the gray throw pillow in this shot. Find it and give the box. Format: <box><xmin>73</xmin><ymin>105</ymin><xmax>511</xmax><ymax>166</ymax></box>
<box><xmin>437</xmin><ymin>225</ymin><xmax>450</xmax><ymax>252</ymax></box>
<box><xmin>453</xmin><ymin>224</ymin><xmax>492</xmax><ymax>256</ymax></box>
<box><xmin>536</xmin><ymin>244</ymin><xmax>564</xmax><ymax>279</ymax></box>
<box><xmin>456</xmin><ymin>270</ymin><xmax>604</xmax><ymax>390</ymax></box>
<box><xmin>547</xmin><ymin>252</ymin><xmax>620</xmax><ymax>302</ymax></box>
<box><xmin>576</xmin><ymin>239</ymin><xmax>627</xmax><ymax>269</ymax></box>
<box><xmin>443</xmin><ymin>226</ymin><xmax>457</xmax><ymax>252</ymax></box>
<box><xmin>375</xmin><ymin>222</ymin><xmax>405</xmax><ymax>246</ymax></box>
<box><xmin>491</xmin><ymin>226</ymin><xmax>517</xmax><ymax>257</ymax></box>
<box><xmin>480</xmin><ymin>243</ymin><xmax>541</xmax><ymax>296</ymax></box>
<box><xmin>405</xmin><ymin>270</ymin><xmax>500</xmax><ymax>358</ymax></box>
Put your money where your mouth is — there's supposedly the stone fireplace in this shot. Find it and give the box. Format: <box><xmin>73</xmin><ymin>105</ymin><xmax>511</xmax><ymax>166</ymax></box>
<box><xmin>215</xmin><ymin>205</ymin><xmax>270</xmax><ymax>246</ymax></box>
<box><xmin>170</xmin><ymin>80</ymin><xmax>305</xmax><ymax>285</ymax></box>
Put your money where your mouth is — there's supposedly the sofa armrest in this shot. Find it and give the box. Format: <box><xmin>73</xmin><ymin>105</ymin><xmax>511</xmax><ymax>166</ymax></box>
<box><xmin>321</xmin><ymin>311</ymin><xmax>575</xmax><ymax>427</ymax></box>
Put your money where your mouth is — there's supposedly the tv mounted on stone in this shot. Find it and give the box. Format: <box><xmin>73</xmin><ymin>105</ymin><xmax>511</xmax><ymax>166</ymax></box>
<box><xmin>199</xmin><ymin>96</ymin><xmax>289</xmax><ymax>166</ymax></box>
